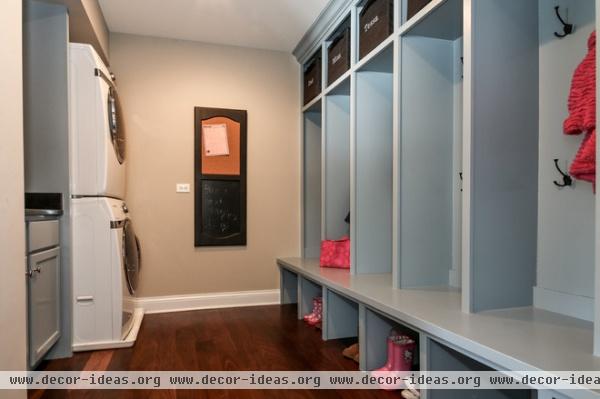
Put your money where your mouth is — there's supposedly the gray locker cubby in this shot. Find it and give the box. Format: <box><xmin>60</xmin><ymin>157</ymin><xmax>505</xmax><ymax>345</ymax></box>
<box><xmin>303</xmin><ymin>102</ymin><xmax>323</xmax><ymax>258</ymax></box>
<box><xmin>323</xmin><ymin>288</ymin><xmax>358</xmax><ymax>341</ymax></box>
<box><xmin>324</xmin><ymin>78</ymin><xmax>351</xmax><ymax>241</ymax></box>
<box><xmin>298</xmin><ymin>275</ymin><xmax>323</xmax><ymax>321</ymax></box>
<box><xmin>354</xmin><ymin>43</ymin><xmax>394</xmax><ymax>274</ymax></box>
<box><xmin>427</xmin><ymin>338</ymin><xmax>533</xmax><ymax>399</ymax></box>
<box><xmin>399</xmin><ymin>0</ymin><xmax>463</xmax><ymax>289</ymax></box>
<box><xmin>359</xmin><ymin>305</ymin><xmax>420</xmax><ymax>372</ymax></box>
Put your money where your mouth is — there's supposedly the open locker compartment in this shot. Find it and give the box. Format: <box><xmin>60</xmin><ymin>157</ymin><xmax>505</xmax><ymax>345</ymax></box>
<box><xmin>399</xmin><ymin>0</ymin><xmax>463</xmax><ymax>290</ymax></box>
<box><xmin>463</xmin><ymin>0</ymin><xmax>597</xmax><ymax>324</ymax></box>
<box><xmin>354</xmin><ymin>43</ymin><xmax>395</xmax><ymax>275</ymax></box>
<box><xmin>303</xmin><ymin>101</ymin><xmax>323</xmax><ymax>259</ymax></box>
<box><xmin>324</xmin><ymin>79</ymin><xmax>351</xmax><ymax>243</ymax></box>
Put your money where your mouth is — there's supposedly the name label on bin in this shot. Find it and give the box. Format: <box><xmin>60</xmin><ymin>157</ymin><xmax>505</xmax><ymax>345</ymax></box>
<box><xmin>332</xmin><ymin>53</ymin><xmax>342</xmax><ymax>65</ymax></box>
<box><xmin>364</xmin><ymin>15</ymin><xmax>380</xmax><ymax>32</ymax></box>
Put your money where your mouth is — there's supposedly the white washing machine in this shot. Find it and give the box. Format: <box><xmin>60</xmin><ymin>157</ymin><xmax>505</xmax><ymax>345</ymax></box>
<box><xmin>71</xmin><ymin>197</ymin><xmax>143</xmax><ymax>351</ymax></box>
<box><xmin>69</xmin><ymin>43</ymin><xmax>126</xmax><ymax>199</ymax></box>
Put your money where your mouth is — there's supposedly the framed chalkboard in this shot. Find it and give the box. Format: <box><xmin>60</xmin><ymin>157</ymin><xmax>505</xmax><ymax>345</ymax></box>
<box><xmin>194</xmin><ymin>107</ymin><xmax>247</xmax><ymax>246</ymax></box>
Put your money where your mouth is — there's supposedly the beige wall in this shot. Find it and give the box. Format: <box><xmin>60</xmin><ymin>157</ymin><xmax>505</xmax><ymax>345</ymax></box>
<box><xmin>81</xmin><ymin>0</ymin><xmax>109</xmax><ymax>60</ymax></box>
<box><xmin>46</xmin><ymin>0</ymin><xmax>110</xmax><ymax>64</ymax></box>
<box><xmin>0</xmin><ymin>0</ymin><xmax>27</xmax><ymax>398</ymax></box>
<box><xmin>110</xmin><ymin>33</ymin><xmax>301</xmax><ymax>297</ymax></box>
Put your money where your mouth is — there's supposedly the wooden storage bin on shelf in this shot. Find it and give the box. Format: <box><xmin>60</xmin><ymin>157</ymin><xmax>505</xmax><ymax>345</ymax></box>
<box><xmin>304</xmin><ymin>53</ymin><xmax>322</xmax><ymax>105</ymax></box>
<box><xmin>406</xmin><ymin>0</ymin><xmax>433</xmax><ymax>20</ymax></box>
<box><xmin>327</xmin><ymin>24</ymin><xmax>351</xmax><ymax>85</ymax></box>
<box><xmin>359</xmin><ymin>0</ymin><xmax>393</xmax><ymax>59</ymax></box>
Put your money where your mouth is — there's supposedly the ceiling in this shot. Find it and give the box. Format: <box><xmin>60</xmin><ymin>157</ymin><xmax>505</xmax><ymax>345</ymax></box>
<box><xmin>98</xmin><ymin>0</ymin><xmax>329</xmax><ymax>53</ymax></box>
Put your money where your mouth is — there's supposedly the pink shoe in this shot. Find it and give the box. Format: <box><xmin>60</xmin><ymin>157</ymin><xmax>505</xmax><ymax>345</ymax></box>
<box><xmin>377</xmin><ymin>337</ymin><xmax>396</xmax><ymax>371</ymax></box>
<box><xmin>372</xmin><ymin>337</ymin><xmax>401</xmax><ymax>390</ymax></box>
<box><xmin>392</xmin><ymin>336</ymin><xmax>416</xmax><ymax>372</ymax></box>
<box><xmin>303</xmin><ymin>297</ymin><xmax>321</xmax><ymax>322</ymax></box>
<box><xmin>373</xmin><ymin>335</ymin><xmax>416</xmax><ymax>391</ymax></box>
<box><xmin>307</xmin><ymin>298</ymin><xmax>322</xmax><ymax>326</ymax></box>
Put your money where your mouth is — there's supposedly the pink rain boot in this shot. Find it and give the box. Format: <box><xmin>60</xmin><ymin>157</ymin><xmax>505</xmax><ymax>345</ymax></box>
<box><xmin>373</xmin><ymin>335</ymin><xmax>416</xmax><ymax>391</ymax></box>
<box><xmin>374</xmin><ymin>329</ymin><xmax>402</xmax><ymax>371</ymax></box>
<box><xmin>303</xmin><ymin>297</ymin><xmax>320</xmax><ymax>323</ymax></box>
<box><xmin>376</xmin><ymin>337</ymin><xmax>396</xmax><ymax>371</ymax></box>
<box><xmin>392</xmin><ymin>336</ymin><xmax>416</xmax><ymax>372</ymax></box>
<box><xmin>372</xmin><ymin>337</ymin><xmax>402</xmax><ymax>390</ymax></box>
<box><xmin>307</xmin><ymin>297</ymin><xmax>322</xmax><ymax>326</ymax></box>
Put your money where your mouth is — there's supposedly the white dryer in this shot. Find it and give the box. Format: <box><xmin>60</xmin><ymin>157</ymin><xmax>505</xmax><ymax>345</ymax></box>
<box><xmin>71</xmin><ymin>197</ymin><xmax>143</xmax><ymax>351</ymax></box>
<box><xmin>69</xmin><ymin>43</ymin><xmax>126</xmax><ymax>199</ymax></box>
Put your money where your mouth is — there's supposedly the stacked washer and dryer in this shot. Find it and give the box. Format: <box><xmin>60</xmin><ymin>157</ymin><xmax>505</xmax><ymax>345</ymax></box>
<box><xmin>69</xmin><ymin>43</ymin><xmax>144</xmax><ymax>351</ymax></box>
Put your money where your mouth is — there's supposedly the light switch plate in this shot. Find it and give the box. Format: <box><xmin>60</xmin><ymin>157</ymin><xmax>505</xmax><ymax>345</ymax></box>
<box><xmin>176</xmin><ymin>183</ymin><xmax>191</xmax><ymax>193</ymax></box>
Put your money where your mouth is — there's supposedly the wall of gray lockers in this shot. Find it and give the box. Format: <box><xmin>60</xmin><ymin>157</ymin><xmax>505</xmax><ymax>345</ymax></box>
<box><xmin>298</xmin><ymin>0</ymin><xmax>600</xmax><ymax>353</ymax></box>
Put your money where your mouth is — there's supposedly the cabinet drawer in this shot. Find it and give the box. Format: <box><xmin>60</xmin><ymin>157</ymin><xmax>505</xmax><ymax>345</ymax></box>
<box><xmin>28</xmin><ymin>220</ymin><xmax>59</xmax><ymax>252</ymax></box>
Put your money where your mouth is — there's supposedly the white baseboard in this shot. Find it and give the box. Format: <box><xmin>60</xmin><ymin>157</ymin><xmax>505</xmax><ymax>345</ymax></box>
<box><xmin>132</xmin><ymin>289</ymin><xmax>281</xmax><ymax>314</ymax></box>
<box><xmin>533</xmin><ymin>286</ymin><xmax>593</xmax><ymax>322</ymax></box>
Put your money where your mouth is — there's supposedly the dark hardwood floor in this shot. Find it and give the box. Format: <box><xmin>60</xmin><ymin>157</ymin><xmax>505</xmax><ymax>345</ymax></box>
<box><xmin>30</xmin><ymin>304</ymin><xmax>399</xmax><ymax>399</ymax></box>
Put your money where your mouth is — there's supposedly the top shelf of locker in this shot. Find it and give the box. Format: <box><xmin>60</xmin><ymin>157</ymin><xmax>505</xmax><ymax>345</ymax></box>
<box><xmin>400</xmin><ymin>0</ymin><xmax>462</xmax><ymax>39</ymax></box>
<box><xmin>300</xmin><ymin>0</ymin><xmax>466</xmax><ymax>109</ymax></box>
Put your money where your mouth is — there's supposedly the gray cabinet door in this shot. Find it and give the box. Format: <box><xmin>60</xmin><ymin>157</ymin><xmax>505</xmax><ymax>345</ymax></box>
<box><xmin>28</xmin><ymin>246</ymin><xmax>60</xmax><ymax>368</ymax></box>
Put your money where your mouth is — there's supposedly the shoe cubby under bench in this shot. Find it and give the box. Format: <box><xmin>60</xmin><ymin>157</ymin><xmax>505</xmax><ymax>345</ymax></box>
<box><xmin>297</xmin><ymin>275</ymin><xmax>323</xmax><ymax>322</ymax></box>
<box><xmin>277</xmin><ymin>257</ymin><xmax>600</xmax><ymax>398</ymax></box>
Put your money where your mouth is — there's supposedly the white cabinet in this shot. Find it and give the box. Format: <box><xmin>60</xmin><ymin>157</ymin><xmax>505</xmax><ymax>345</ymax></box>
<box><xmin>27</xmin><ymin>219</ymin><xmax>61</xmax><ymax>368</ymax></box>
<box><xmin>28</xmin><ymin>247</ymin><xmax>61</xmax><ymax>367</ymax></box>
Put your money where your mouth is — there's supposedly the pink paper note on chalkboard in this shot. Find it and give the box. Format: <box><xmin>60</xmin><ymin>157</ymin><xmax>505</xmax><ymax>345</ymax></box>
<box><xmin>203</xmin><ymin>123</ymin><xmax>230</xmax><ymax>157</ymax></box>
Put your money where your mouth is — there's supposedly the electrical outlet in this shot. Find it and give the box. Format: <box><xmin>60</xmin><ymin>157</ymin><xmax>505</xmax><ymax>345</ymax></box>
<box><xmin>176</xmin><ymin>183</ymin><xmax>190</xmax><ymax>193</ymax></box>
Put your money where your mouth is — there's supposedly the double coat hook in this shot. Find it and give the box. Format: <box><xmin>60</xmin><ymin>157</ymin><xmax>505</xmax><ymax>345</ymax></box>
<box><xmin>553</xmin><ymin>159</ymin><xmax>573</xmax><ymax>188</ymax></box>
<box><xmin>554</xmin><ymin>6</ymin><xmax>574</xmax><ymax>38</ymax></box>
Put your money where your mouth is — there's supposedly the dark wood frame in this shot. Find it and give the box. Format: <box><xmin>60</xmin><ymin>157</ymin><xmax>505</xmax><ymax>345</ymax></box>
<box><xmin>194</xmin><ymin>107</ymin><xmax>247</xmax><ymax>247</ymax></box>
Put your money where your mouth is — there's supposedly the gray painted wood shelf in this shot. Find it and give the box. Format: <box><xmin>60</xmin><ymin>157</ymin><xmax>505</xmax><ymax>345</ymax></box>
<box><xmin>278</xmin><ymin>257</ymin><xmax>600</xmax><ymax>398</ymax></box>
<box><xmin>295</xmin><ymin>0</ymin><xmax>600</xmax><ymax>396</ymax></box>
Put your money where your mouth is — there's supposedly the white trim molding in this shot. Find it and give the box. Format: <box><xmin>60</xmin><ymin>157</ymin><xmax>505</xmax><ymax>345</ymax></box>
<box><xmin>533</xmin><ymin>286</ymin><xmax>593</xmax><ymax>322</ymax></box>
<box><xmin>130</xmin><ymin>289</ymin><xmax>281</xmax><ymax>315</ymax></box>
<box><xmin>293</xmin><ymin>0</ymin><xmax>354</xmax><ymax>63</ymax></box>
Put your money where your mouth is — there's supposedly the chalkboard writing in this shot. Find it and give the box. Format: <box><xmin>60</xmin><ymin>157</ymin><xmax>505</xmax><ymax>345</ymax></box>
<box><xmin>201</xmin><ymin>180</ymin><xmax>241</xmax><ymax>239</ymax></box>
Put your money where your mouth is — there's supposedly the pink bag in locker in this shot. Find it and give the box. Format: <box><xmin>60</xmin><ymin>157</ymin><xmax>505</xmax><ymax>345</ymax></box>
<box><xmin>320</xmin><ymin>236</ymin><xmax>350</xmax><ymax>269</ymax></box>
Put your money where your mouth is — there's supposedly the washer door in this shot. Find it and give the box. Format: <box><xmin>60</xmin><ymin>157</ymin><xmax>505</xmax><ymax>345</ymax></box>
<box><xmin>107</xmin><ymin>86</ymin><xmax>126</xmax><ymax>164</ymax></box>
<box><xmin>122</xmin><ymin>219</ymin><xmax>140</xmax><ymax>295</ymax></box>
